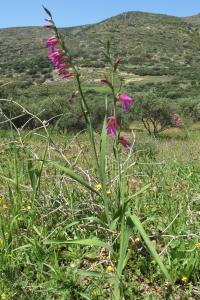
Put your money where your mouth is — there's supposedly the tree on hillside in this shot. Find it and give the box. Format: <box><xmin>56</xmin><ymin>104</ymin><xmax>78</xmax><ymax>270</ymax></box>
<box><xmin>131</xmin><ymin>90</ymin><xmax>174</xmax><ymax>136</ymax></box>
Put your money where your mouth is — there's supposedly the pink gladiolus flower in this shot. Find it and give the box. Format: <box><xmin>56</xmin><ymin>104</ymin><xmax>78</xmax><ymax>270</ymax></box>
<box><xmin>57</xmin><ymin>63</ymin><xmax>70</xmax><ymax>74</ymax></box>
<box><xmin>100</xmin><ymin>79</ymin><xmax>113</xmax><ymax>89</ymax></box>
<box><xmin>119</xmin><ymin>136</ymin><xmax>131</xmax><ymax>150</ymax></box>
<box><xmin>101</xmin><ymin>79</ymin><xmax>109</xmax><ymax>84</ymax></box>
<box><xmin>172</xmin><ymin>113</ymin><xmax>182</xmax><ymax>128</ymax></box>
<box><xmin>46</xmin><ymin>37</ymin><xmax>59</xmax><ymax>47</ymax></box>
<box><xmin>44</xmin><ymin>24</ymin><xmax>54</xmax><ymax>29</ymax></box>
<box><xmin>47</xmin><ymin>49</ymin><xmax>72</xmax><ymax>79</ymax></box>
<box><xmin>107</xmin><ymin>116</ymin><xmax>120</xmax><ymax>137</ymax></box>
<box><xmin>115</xmin><ymin>57</ymin><xmax>120</xmax><ymax>65</ymax></box>
<box><xmin>119</xmin><ymin>94</ymin><xmax>134</xmax><ymax>111</ymax></box>
<box><xmin>48</xmin><ymin>50</ymin><xmax>64</xmax><ymax>67</ymax></box>
<box><xmin>68</xmin><ymin>91</ymin><xmax>78</xmax><ymax>102</ymax></box>
<box><xmin>62</xmin><ymin>72</ymin><xmax>73</xmax><ymax>78</ymax></box>
<box><xmin>48</xmin><ymin>46</ymin><xmax>55</xmax><ymax>53</ymax></box>
<box><xmin>48</xmin><ymin>50</ymin><xmax>60</xmax><ymax>60</ymax></box>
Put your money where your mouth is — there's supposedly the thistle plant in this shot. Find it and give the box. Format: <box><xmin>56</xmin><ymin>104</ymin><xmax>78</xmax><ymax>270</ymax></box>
<box><xmin>43</xmin><ymin>7</ymin><xmax>172</xmax><ymax>299</ymax></box>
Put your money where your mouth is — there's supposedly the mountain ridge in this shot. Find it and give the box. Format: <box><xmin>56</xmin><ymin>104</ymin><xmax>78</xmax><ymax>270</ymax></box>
<box><xmin>1</xmin><ymin>11</ymin><xmax>200</xmax><ymax>83</ymax></box>
<box><xmin>1</xmin><ymin>10</ymin><xmax>200</xmax><ymax>30</ymax></box>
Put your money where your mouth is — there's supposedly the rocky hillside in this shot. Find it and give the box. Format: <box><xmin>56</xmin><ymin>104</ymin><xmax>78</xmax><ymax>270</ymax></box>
<box><xmin>0</xmin><ymin>11</ymin><xmax>200</xmax><ymax>83</ymax></box>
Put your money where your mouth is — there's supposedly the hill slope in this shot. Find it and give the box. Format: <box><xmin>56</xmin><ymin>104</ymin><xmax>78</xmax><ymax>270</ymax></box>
<box><xmin>0</xmin><ymin>11</ymin><xmax>200</xmax><ymax>83</ymax></box>
<box><xmin>183</xmin><ymin>13</ymin><xmax>200</xmax><ymax>25</ymax></box>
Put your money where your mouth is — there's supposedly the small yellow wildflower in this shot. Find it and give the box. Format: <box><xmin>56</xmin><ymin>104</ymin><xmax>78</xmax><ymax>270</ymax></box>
<box><xmin>195</xmin><ymin>242</ymin><xmax>200</xmax><ymax>249</ymax></box>
<box><xmin>26</xmin><ymin>205</ymin><xmax>32</xmax><ymax>210</ymax></box>
<box><xmin>106</xmin><ymin>190</ymin><xmax>111</xmax><ymax>195</ymax></box>
<box><xmin>95</xmin><ymin>184</ymin><xmax>102</xmax><ymax>191</ymax></box>
<box><xmin>0</xmin><ymin>239</ymin><xmax>4</xmax><ymax>248</ymax></box>
<box><xmin>1</xmin><ymin>293</ymin><xmax>8</xmax><ymax>300</ymax></box>
<box><xmin>181</xmin><ymin>276</ymin><xmax>188</xmax><ymax>283</ymax></box>
<box><xmin>151</xmin><ymin>186</ymin><xmax>157</xmax><ymax>193</ymax></box>
<box><xmin>134</xmin><ymin>237</ymin><xmax>141</xmax><ymax>243</ymax></box>
<box><xmin>91</xmin><ymin>290</ymin><xmax>97</xmax><ymax>296</ymax></box>
<box><xmin>2</xmin><ymin>204</ymin><xmax>8</xmax><ymax>209</ymax></box>
<box><xmin>128</xmin><ymin>248</ymin><xmax>131</xmax><ymax>252</ymax></box>
<box><xmin>107</xmin><ymin>265</ymin><xmax>114</xmax><ymax>272</ymax></box>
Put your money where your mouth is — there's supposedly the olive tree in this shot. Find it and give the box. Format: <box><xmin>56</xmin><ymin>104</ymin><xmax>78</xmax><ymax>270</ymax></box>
<box><xmin>131</xmin><ymin>90</ymin><xmax>174</xmax><ymax>136</ymax></box>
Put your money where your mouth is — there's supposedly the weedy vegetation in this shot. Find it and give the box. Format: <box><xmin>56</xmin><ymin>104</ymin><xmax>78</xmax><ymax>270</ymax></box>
<box><xmin>0</xmin><ymin>6</ymin><xmax>199</xmax><ymax>300</ymax></box>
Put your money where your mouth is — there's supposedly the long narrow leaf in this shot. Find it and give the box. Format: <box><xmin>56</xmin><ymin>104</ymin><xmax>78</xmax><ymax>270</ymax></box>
<box><xmin>83</xmin><ymin>216</ymin><xmax>108</xmax><ymax>228</ymax></box>
<box><xmin>78</xmin><ymin>270</ymin><xmax>115</xmax><ymax>281</ymax></box>
<box><xmin>79</xmin><ymin>293</ymin><xmax>92</xmax><ymax>300</ymax></box>
<box><xmin>12</xmin><ymin>244</ymin><xmax>32</xmax><ymax>252</ymax></box>
<box><xmin>50</xmin><ymin>162</ymin><xmax>100</xmax><ymax>195</ymax></box>
<box><xmin>35</xmin><ymin>143</ymin><xmax>48</xmax><ymax>198</ymax></box>
<box><xmin>99</xmin><ymin>116</ymin><xmax>107</xmax><ymax>184</ymax></box>
<box><xmin>99</xmin><ymin>115</ymin><xmax>110</xmax><ymax>223</ymax></box>
<box><xmin>126</xmin><ymin>183</ymin><xmax>151</xmax><ymax>204</ymax></box>
<box><xmin>116</xmin><ymin>222</ymin><xmax>130</xmax><ymax>276</ymax></box>
<box><xmin>44</xmin><ymin>238</ymin><xmax>113</xmax><ymax>252</ymax></box>
<box><xmin>0</xmin><ymin>174</ymin><xmax>27</xmax><ymax>188</ymax></box>
<box><xmin>128</xmin><ymin>213</ymin><xmax>172</xmax><ymax>282</ymax></box>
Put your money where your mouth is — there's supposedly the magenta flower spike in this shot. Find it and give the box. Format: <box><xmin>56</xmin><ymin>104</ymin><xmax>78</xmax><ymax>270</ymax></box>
<box><xmin>119</xmin><ymin>93</ymin><xmax>134</xmax><ymax>111</ymax></box>
<box><xmin>107</xmin><ymin>116</ymin><xmax>120</xmax><ymax>137</ymax></box>
<box><xmin>119</xmin><ymin>136</ymin><xmax>131</xmax><ymax>150</ymax></box>
<box><xmin>44</xmin><ymin>13</ymin><xmax>73</xmax><ymax>81</ymax></box>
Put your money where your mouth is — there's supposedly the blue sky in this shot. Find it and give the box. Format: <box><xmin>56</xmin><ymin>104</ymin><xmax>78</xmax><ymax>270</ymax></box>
<box><xmin>0</xmin><ymin>0</ymin><xmax>200</xmax><ymax>28</ymax></box>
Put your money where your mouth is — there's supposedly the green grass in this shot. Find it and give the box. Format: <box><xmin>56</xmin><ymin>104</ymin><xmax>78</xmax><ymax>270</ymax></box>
<box><xmin>0</xmin><ymin>125</ymin><xmax>199</xmax><ymax>299</ymax></box>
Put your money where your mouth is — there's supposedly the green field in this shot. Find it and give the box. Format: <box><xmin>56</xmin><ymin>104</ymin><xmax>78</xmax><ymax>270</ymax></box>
<box><xmin>0</xmin><ymin>124</ymin><xmax>199</xmax><ymax>299</ymax></box>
